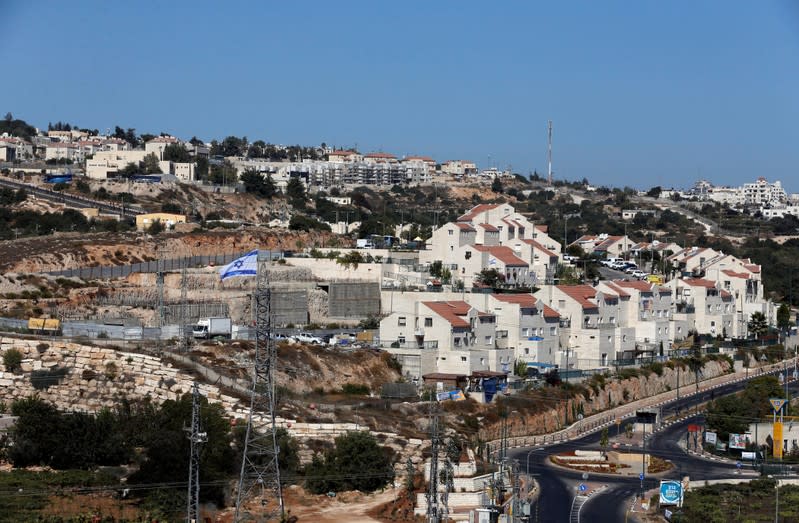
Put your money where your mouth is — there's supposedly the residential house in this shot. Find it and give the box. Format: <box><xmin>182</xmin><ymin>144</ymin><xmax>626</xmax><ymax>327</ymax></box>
<box><xmin>671</xmin><ymin>278</ymin><xmax>735</xmax><ymax>339</ymax></box>
<box><xmin>535</xmin><ymin>284</ymin><xmax>634</xmax><ymax>369</ymax></box>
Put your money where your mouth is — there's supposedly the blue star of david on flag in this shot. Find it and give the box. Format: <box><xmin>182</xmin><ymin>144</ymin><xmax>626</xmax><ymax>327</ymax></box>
<box><xmin>219</xmin><ymin>250</ymin><xmax>258</xmax><ymax>280</ymax></box>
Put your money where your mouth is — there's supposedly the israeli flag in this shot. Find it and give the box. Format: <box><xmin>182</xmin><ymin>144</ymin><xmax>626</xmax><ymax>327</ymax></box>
<box><xmin>219</xmin><ymin>250</ymin><xmax>258</xmax><ymax>280</ymax></box>
<box><xmin>489</xmin><ymin>257</ymin><xmax>497</xmax><ymax>266</ymax></box>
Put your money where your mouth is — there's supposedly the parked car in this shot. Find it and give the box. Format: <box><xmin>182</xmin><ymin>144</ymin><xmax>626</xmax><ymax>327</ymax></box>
<box><xmin>293</xmin><ymin>332</ymin><xmax>324</xmax><ymax>344</ymax></box>
<box><xmin>631</xmin><ymin>270</ymin><xmax>647</xmax><ymax>279</ymax></box>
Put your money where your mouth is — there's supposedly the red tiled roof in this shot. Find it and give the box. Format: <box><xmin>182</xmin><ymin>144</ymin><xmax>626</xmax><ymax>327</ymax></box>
<box><xmin>744</xmin><ymin>264</ymin><xmax>761</xmax><ymax>274</ymax></box>
<box><xmin>491</xmin><ymin>293</ymin><xmax>560</xmax><ymax>318</ymax></box>
<box><xmin>492</xmin><ymin>294</ymin><xmax>538</xmax><ymax>307</ymax></box>
<box><xmin>405</xmin><ymin>155</ymin><xmax>435</xmax><ymax>162</ymax></box>
<box><xmin>454</xmin><ymin>222</ymin><xmax>476</xmax><ymax>232</ymax></box>
<box><xmin>457</xmin><ymin>204</ymin><xmax>500</xmax><ymax>222</ymax></box>
<box><xmin>473</xmin><ymin>245</ymin><xmax>528</xmax><ymax>266</ymax></box>
<box><xmin>612</xmin><ymin>280</ymin><xmax>654</xmax><ymax>293</ymax></box>
<box><xmin>478</xmin><ymin>223</ymin><xmax>499</xmax><ymax>232</ymax></box>
<box><xmin>601</xmin><ymin>281</ymin><xmax>631</xmax><ymax>298</ymax></box>
<box><xmin>595</xmin><ymin>236</ymin><xmax>624</xmax><ymax>251</ymax></box>
<box><xmin>557</xmin><ymin>285</ymin><xmax>599</xmax><ymax>310</ymax></box>
<box><xmin>521</xmin><ymin>239</ymin><xmax>558</xmax><ymax>258</ymax></box>
<box><xmin>422</xmin><ymin>301</ymin><xmax>472</xmax><ymax>328</ymax></box>
<box><xmin>365</xmin><ymin>152</ymin><xmax>396</xmax><ymax>159</ymax></box>
<box><xmin>683</xmin><ymin>278</ymin><xmax>717</xmax><ymax>289</ymax></box>
<box><xmin>722</xmin><ymin>269</ymin><xmax>751</xmax><ymax>279</ymax></box>
<box><xmin>535</xmin><ymin>224</ymin><xmax>548</xmax><ymax>233</ymax></box>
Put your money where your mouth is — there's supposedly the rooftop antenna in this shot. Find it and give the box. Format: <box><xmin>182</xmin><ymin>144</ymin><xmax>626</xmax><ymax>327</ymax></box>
<box><xmin>547</xmin><ymin>120</ymin><xmax>553</xmax><ymax>185</ymax></box>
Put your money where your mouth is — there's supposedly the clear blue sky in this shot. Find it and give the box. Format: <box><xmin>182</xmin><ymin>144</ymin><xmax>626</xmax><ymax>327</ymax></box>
<box><xmin>2</xmin><ymin>1</ymin><xmax>798</xmax><ymax>192</ymax></box>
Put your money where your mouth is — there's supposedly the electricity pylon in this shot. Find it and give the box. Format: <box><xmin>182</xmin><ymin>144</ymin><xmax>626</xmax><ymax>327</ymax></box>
<box><xmin>186</xmin><ymin>382</ymin><xmax>207</xmax><ymax>523</ymax></box>
<box><xmin>235</xmin><ymin>254</ymin><xmax>284</xmax><ymax>521</ymax></box>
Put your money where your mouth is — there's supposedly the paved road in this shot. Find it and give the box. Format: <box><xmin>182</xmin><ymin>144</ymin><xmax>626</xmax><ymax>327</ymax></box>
<box><xmin>512</xmin><ymin>367</ymin><xmax>796</xmax><ymax>522</ymax></box>
<box><xmin>0</xmin><ymin>175</ymin><xmax>145</xmax><ymax>216</ymax></box>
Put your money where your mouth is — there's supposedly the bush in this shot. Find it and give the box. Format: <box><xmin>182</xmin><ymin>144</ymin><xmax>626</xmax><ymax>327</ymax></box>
<box><xmin>3</xmin><ymin>349</ymin><xmax>23</xmax><ymax>372</ymax></box>
<box><xmin>341</xmin><ymin>383</ymin><xmax>370</xmax><ymax>395</ymax></box>
<box><xmin>304</xmin><ymin>431</ymin><xmax>394</xmax><ymax>494</ymax></box>
<box><xmin>30</xmin><ymin>367</ymin><xmax>69</xmax><ymax>390</ymax></box>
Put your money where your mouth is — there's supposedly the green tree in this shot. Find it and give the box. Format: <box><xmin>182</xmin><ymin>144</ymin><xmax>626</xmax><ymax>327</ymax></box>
<box><xmin>304</xmin><ymin>431</ymin><xmax>394</xmax><ymax>494</ymax></box>
<box><xmin>120</xmin><ymin>161</ymin><xmax>139</xmax><ymax>177</ymax></box>
<box><xmin>707</xmin><ymin>375</ymin><xmax>783</xmax><ymax>440</ymax></box>
<box><xmin>162</xmin><ymin>143</ymin><xmax>191</xmax><ymax>163</ymax></box>
<box><xmin>286</xmin><ymin>177</ymin><xmax>307</xmax><ymax>208</ymax></box>
<box><xmin>645</xmin><ymin>186</ymin><xmax>662</xmax><ymax>198</ymax></box>
<box><xmin>142</xmin><ymin>153</ymin><xmax>162</xmax><ymax>174</ymax></box>
<box><xmin>476</xmin><ymin>268</ymin><xmax>504</xmax><ymax>288</ymax></box>
<box><xmin>748</xmin><ymin>311</ymin><xmax>768</xmax><ymax>339</ymax></box>
<box><xmin>599</xmin><ymin>427</ymin><xmax>609</xmax><ymax>455</ymax></box>
<box><xmin>429</xmin><ymin>260</ymin><xmax>444</xmax><ymax>278</ymax></box>
<box><xmin>777</xmin><ymin>303</ymin><xmax>793</xmax><ymax>331</ymax></box>
<box><xmin>491</xmin><ymin>176</ymin><xmax>504</xmax><ymax>194</ymax></box>
<box><xmin>240</xmin><ymin>168</ymin><xmax>276</xmax><ymax>198</ymax></box>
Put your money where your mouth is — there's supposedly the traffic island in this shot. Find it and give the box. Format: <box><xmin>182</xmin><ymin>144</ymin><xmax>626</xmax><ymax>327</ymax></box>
<box><xmin>549</xmin><ymin>450</ymin><xmax>673</xmax><ymax>477</ymax></box>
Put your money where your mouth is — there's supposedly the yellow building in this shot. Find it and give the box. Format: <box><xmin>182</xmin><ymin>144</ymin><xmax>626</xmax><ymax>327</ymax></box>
<box><xmin>135</xmin><ymin>212</ymin><xmax>187</xmax><ymax>231</ymax></box>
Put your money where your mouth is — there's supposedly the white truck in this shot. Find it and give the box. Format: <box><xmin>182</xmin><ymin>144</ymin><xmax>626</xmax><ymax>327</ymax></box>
<box><xmin>356</xmin><ymin>238</ymin><xmax>375</xmax><ymax>249</ymax></box>
<box><xmin>192</xmin><ymin>317</ymin><xmax>232</xmax><ymax>339</ymax></box>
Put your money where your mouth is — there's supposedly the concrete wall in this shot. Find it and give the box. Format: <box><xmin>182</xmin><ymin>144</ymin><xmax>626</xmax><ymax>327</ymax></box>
<box><xmin>327</xmin><ymin>282</ymin><xmax>380</xmax><ymax>318</ymax></box>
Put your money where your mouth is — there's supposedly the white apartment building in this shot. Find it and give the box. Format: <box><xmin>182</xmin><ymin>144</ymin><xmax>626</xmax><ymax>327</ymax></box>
<box><xmin>598</xmin><ymin>280</ymin><xmax>673</xmax><ymax>350</ymax></box>
<box><xmin>145</xmin><ymin>136</ymin><xmax>180</xmax><ymax>160</ymax></box>
<box><xmin>441</xmin><ymin>160</ymin><xmax>478</xmax><ymax>178</ymax></box>
<box><xmin>468</xmin><ymin>293</ymin><xmax>561</xmax><ymax>369</ymax></box>
<box><xmin>535</xmin><ymin>284</ymin><xmax>634</xmax><ymax>369</ymax></box>
<box><xmin>45</xmin><ymin>143</ymin><xmax>83</xmax><ymax>162</ymax></box>
<box><xmin>743</xmin><ymin>177</ymin><xmax>786</xmax><ymax>206</ymax></box>
<box><xmin>671</xmin><ymin>278</ymin><xmax>736</xmax><ymax>339</ymax></box>
<box><xmin>380</xmin><ymin>300</ymin><xmax>514</xmax><ymax>378</ymax></box>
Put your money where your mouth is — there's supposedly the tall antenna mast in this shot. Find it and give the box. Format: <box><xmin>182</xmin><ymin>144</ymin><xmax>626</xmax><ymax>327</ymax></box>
<box><xmin>235</xmin><ymin>252</ymin><xmax>284</xmax><ymax>521</ymax></box>
<box><xmin>186</xmin><ymin>382</ymin><xmax>207</xmax><ymax>523</ymax></box>
<box><xmin>547</xmin><ymin>120</ymin><xmax>553</xmax><ymax>185</ymax></box>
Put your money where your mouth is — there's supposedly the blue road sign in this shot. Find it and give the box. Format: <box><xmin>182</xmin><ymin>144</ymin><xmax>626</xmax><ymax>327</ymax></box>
<box><xmin>639</xmin><ymin>473</ymin><xmax>645</xmax><ymax>481</ymax></box>
<box><xmin>736</xmin><ymin>461</ymin><xmax>742</xmax><ymax>469</ymax></box>
<box><xmin>578</xmin><ymin>484</ymin><xmax>587</xmax><ymax>492</ymax></box>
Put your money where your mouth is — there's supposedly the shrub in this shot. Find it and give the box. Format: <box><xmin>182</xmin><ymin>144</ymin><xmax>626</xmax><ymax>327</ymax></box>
<box><xmin>30</xmin><ymin>367</ymin><xmax>69</xmax><ymax>390</ymax></box>
<box><xmin>36</xmin><ymin>343</ymin><xmax>49</xmax><ymax>354</ymax></box>
<box><xmin>3</xmin><ymin>349</ymin><xmax>23</xmax><ymax>372</ymax></box>
<box><xmin>341</xmin><ymin>383</ymin><xmax>370</xmax><ymax>395</ymax></box>
<box><xmin>104</xmin><ymin>362</ymin><xmax>118</xmax><ymax>381</ymax></box>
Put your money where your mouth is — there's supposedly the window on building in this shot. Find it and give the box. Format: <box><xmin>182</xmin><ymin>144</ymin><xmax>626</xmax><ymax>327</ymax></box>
<box><xmin>461</xmin><ymin>356</ymin><xmax>467</xmax><ymax>362</ymax></box>
<box><xmin>485</xmin><ymin>336</ymin><xmax>493</xmax><ymax>345</ymax></box>
<box><xmin>450</xmin><ymin>246</ymin><xmax>454</xmax><ymax>252</ymax></box>
<box><xmin>398</xmin><ymin>336</ymin><xmax>405</xmax><ymax>344</ymax></box>
<box><xmin>398</xmin><ymin>317</ymin><xmax>406</xmax><ymax>326</ymax></box>
<box><xmin>425</xmin><ymin>317</ymin><xmax>433</xmax><ymax>327</ymax></box>
<box><xmin>465</xmin><ymin>251</ymin><xmax>471</xmax><ymax>260</ymax></box>
<box><xmin>609</xmin><ymin>316</ymin><xmax>615</xmax><ymax>325</ymax></box>
<box><xmin>522</xmin><ymin>328</ymin><xmax>530</xmax><ymax>337</ymax></box>
<box><xmin>622</xmin><ymin>334</ymin><xmax>627</xmax><ymax>342</ymax></box>
<box><xmin>559</xmin><ymin>300</ymin><xmax>566</xmax><ymax>309</ymax></box>
<box><xmin>550</xmin><ymin>326</ymin><xmax>557</xmax><ymax>336</ymax></box>
<box><xmin>480</xmin><ymin>358</ymin><xmax>486</xmax><ymax>365</ymax></box>
<box><xmin>525</xmin><ymin>348</ymin><xmax>530</xmax><ymax>355</ymax></box>
<box><xmin>607</xmin><ymin>335</ymin><xmax>612</xmax><ymax>342</ymax></box>
<box><xmin>448</xmin><ymin>229</ymin><xmax>453</xmax><ymax>236</ymax></box>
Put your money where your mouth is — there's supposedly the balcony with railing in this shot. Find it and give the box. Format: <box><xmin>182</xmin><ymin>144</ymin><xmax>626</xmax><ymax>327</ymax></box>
<box><xmin>381</xmin><ymin>340</ymin><xmax>439</xmax><ymax>350</ymax></box>
<box><xmin>495</xmin><ymin>330</ymin><xmax>509</xmax><ymax>349</ymax></box>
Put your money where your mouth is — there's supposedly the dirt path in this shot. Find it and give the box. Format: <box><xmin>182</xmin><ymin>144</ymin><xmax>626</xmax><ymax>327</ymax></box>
<box><xmin>283</xmin><ymin>486</ymin><xmax>400</xmax><ymax>523</ymax></box>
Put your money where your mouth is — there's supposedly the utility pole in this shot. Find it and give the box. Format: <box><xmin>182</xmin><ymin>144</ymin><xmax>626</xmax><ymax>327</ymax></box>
<box><xmin>186</xmin><ymin>382</ymin><xmax>207</xmax><ymax>523</ymax></box>
<box><xmin>426</xmin><ymin>400</ymin><xmax>441</xmax><ymax>523</ymax></box>
<box><xmin>235</xmin><ymin>253</ymin><xmax>284</xmax><ymax>521</ymax></box>
<box><xmin>512</xmin><ymin>459</ymin><xmax>521</xmax><ymax>523</ymax></box>
<box><xmin>547</xmin><ymin>120</ymin><xmax>553</xmax><ymax>186</ymax></box>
